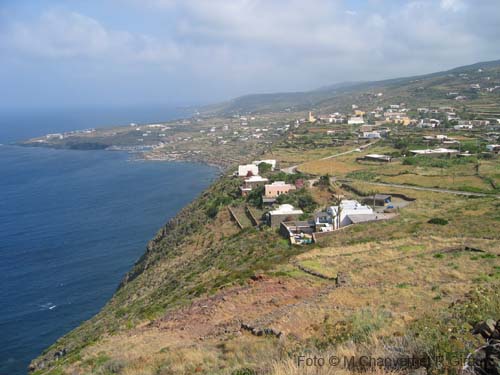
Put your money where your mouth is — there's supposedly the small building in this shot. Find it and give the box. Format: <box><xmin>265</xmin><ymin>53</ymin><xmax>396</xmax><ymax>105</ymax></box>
<box><xmin>267</xmin><ymin>204</ymin><xmax>304</xmax><ymax>227</ymax></box>
<box><xmin>240</xmin><ymin>175</ymin><xmax>269</xmax><ymax>196</ymax></box>
<box><xmin>264</xmin><ymin>181</ymin><xmax>296</xmax><ymax>198</ymax></box>
<box><xmin>362</xmin><ymin>194</ymin><xmax>392</xmax><ymax>207</ymax></box>
<box><xmin>358</xmin><ymin>154</ymin><xmax>392</xmax><ymax>162</ymax></box>
<box><xmin>244</xmin><ymin>175</ymin><xmax>269</xmax><ymax>188</ymax></box>
<box><xmin>314</xmin><ymin>212</ymin><xmax>334</xmax><ymax>232</ymax></box>
<box><xmin>348</xmin><ymin>116</ymin><xmax>365</xmax><ymax>125</ymax></box>
<box><xmin>238</xmin><ymin>164</ymin><xmax>259</xmax><ymax>177</ymax></box>
<box><xmin>327</xmin><ymin>200</ymin><xmax>375</xmax><ymax>229</ymax></box>
<box><xmin>361</xmin><ymin>131</ymin><xmax>382</xmax><ymax>139</ymax></box>
<box><xmin>409</xmin><ymin>148</ymin><xmax>459</xmax><ymax>157</ymax></box>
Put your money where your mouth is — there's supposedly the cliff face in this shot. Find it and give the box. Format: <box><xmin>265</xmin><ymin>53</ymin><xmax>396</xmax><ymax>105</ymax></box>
<box><xmin>30</xmin><ymin>174</ymin><xmax>303</xmax><ymax>373</ymax></box>
<box><xmin>29</xmin><ymin>167</ymin><xmax>500</xmax><ymax>375</ymax></box>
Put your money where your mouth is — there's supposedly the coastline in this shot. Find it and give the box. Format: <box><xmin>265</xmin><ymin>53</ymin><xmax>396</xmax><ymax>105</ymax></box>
<box><xmin>0</xmin><ymin>144</ymin><xmax>219</xmax><ymax>375</ymax></box>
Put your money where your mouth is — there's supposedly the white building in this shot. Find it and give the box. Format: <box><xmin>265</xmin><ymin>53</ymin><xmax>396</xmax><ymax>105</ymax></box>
<box><xmin>454</xmin><ymin>124</ymin><xmax>473</xmax><ymax>130</ymax></box>
<box><xmin>238</xmin><ymin>164</ymin><xmax>259</xmax><ymax>177</ymax></box>
<box><xmin>348</xmin><ymin>116</ymin><xmax>365</xmax><ymax>125</ymax></box>
<box><xmin>268</xmin><ymin>204</ymin><xmax>304</xmax><ymax>227</ymax></box>
<box><xmin>326</xmin><ymin>200</ymin><xmax>376</xmax><ymax>229</ymax></box>
<box><xmin>362</xmin><ymin>131</ymin><xmax>381</xmax><ymax>139</ymax></box>
<box><xmin>410</xmin><ymin>148</ymin><xmax>459</xmax><ymax>156</ymax></box>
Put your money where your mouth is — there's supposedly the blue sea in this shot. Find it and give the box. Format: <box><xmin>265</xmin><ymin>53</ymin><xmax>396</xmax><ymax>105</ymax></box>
<box><xmin>0</xmin><ymin>108</ymin><xmax>217</xmax><ymax>375</ymax></box>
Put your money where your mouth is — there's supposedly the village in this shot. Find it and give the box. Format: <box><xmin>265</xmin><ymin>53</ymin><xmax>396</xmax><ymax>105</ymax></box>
<box><xmin>232</xmin><ymin>157</ymin><xmax>414</xmax><ymax>245</ymax></box>
<box><xmin>225</xmin><ymin>82</ymin><xmax>500</xmax><ymax>244</ymax></box>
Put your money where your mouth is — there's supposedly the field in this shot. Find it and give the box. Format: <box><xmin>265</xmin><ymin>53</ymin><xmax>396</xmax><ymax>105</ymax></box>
<box><xmin>296</xmin><ymin>142</ymin><xmax>499</xmax><ymax>194</ymax></box>
<box><xmin>30</xmin><ymin>60</ymin><xmax>500</xmax><ymax>375</ymax></box>
<box><xmin>36</xmin><ymin>179</ymin><xmax>500</xmax><ymax>375</ymax></box>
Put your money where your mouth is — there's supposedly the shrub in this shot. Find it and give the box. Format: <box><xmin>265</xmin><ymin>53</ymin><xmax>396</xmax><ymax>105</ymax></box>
<box><xmin>246</xmin><ymin>185</ymin><xmax>264</xmax><ymax>207</ymax></box>
<box><xmin>427</xmin><ymin>218</ymin><xmax>448</xmax><ymax>225</ymax></box>
<box><xmin>258</xmin><ymin>162</ymin><xmax>273</xmax><ymax>174</ymax></box>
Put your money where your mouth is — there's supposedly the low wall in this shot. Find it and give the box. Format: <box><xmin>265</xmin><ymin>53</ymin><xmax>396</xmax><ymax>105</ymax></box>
<box><xmin>341</xmin><ymin>183</ymin><xmax>416</xmax><ymax>201</ymax></box>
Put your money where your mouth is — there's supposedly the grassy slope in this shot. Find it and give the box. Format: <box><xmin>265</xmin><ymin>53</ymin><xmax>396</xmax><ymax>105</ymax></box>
<box><xmin>204</xmin><ymin>59</ymin><xmax>500</xmax><ymax>115</ymax></box>
<box><xmin>30</xmin><ymin>60</ymin><xmax>500</xmax><ymax>375</ymax></box>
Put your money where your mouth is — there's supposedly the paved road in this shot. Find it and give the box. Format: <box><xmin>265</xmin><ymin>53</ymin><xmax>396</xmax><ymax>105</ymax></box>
<box><xmin>350</xmin><ymin>180</ymin><xmax>500</xmax><ymax>198</ymax></box>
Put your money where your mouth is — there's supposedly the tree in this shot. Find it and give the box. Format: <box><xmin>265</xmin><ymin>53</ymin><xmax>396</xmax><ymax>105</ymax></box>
<box><xmin>258</xmin><ymin>162</ymin><xmax>273</xmax><ymax>175</ymax></box>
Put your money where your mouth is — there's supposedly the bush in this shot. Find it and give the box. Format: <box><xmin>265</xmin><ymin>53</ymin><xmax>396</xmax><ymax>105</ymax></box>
<box><xmin>276</xmin><ymin>188</ymin><xmax>318</xmax><ymax>213</ymax></box>
<box><xmin>246</xmin><ymin>185</ymin><xmax>264</xmax><ymax>208</ymax></box>
<box><xmin>428</xmin><ymin>217</ymin><xmax>448</xmax><ymax>225</ymax></box>
<box><xmin>257</xmin><ymin>162</ymin><xmax>273</xmax><ymax>174</ymax></box>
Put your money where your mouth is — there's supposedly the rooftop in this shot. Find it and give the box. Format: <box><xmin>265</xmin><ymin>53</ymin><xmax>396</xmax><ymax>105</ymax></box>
<box><xmin>269</xmin><ymin>204</ymin><xmax>304</xmax><ymax>216</ymax></box>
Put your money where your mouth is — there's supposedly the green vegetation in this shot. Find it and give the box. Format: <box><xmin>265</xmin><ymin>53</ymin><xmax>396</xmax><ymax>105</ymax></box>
<box><xmin>402</xmin><ymin>155</ymin><xmax>476</xmax><ymax>168</ymax></box>
<box><xmin>30</xmin><ymin>58</ymin><xmax>500</xmax><ymax>375</ymax></box>
<box><xmin>276</xmin><ymin>188</ymin><xmax>318</xmax><ymax>213</ymax></box>
<box><xmin>428</xmin><ymin>218</ymin><xmax>449</xmax><ymax>225</ymax></box>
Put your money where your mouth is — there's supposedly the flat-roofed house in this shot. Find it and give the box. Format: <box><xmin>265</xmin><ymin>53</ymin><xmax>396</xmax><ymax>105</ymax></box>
<box><xmin>238</xmin><ymin>164</ymin><xmax>259</xmax><ymax>177</ymax></box>
<box><xmin>327</xmin><ymin>200</ymin><xmax>375</xmax><ymax>229</ymax></box>
<box><xmin>239</xmin><ymin>175</ymin><xmax>269</xmax><ymax>196</ymax></box>
<box><xmin>267</xmin><ymin>204</ymin><xmax>304</xmax><ymax>227</ymax></box>
<box><xmin>348</xmin><ymin>116</ymin><xmax>365</xmax><ymax>125</ymax></box>
<box><xmin>361</xmin><ymin>154</ymin><xmax>392</xmax><ymax>162</ymax></box>
<box><xmin>264</xmin><ymin>181</ymin><xmax>296</xmax><ymax>198</ymax></box>
<box><xmin>410</xmin><ymin>148</ymin><xmax>459</xmax><ymax>157</ymax></box>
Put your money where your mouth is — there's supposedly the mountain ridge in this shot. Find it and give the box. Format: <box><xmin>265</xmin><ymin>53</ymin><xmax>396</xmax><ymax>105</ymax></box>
<box><xmin>203</xmin><ymin>58</ymin><xmax>500</xmax><ymax>115</ymax></box>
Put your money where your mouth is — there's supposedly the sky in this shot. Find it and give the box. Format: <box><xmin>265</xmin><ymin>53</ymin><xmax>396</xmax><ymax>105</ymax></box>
<box><xmin>1</xmin><ymin>0</ymin><xmax>500</xmax><ymax>109</ymax></box>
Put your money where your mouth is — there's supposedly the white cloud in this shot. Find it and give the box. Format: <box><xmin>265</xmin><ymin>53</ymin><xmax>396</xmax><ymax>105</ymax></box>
<box><xmin>440</xmin><ymin>0</ymin><xmax>466</xmax><ymax>12</ymax></box>
<box><xmin>2</xmin><ymin>0</ymin><xmax>500</xmax><ymax>107</ymax></box>
<box><xmin>1</xmin><ymin>10</ymin><xmax>181</xmax><ymax>64</ymax></box>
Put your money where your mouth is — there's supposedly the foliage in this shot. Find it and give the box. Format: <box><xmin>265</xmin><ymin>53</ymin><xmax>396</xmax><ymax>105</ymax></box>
<box><xmin>428</xmin><ymin>218</ymin><xmax>449</xmax><ymax>225</ymax></box>
<box><xmin>408</xmin><ymin>282</ymin><xmax>500</xmax><ymax>375</ymax></box>
<box><xmin>402</xmin><ymin>156</ymin><xmax>476</xmax><ymax>168</ymax></box>
<box><xmin>246</xmin><ymin>185</ymin><xmax>264</xmax><ymax>208</ymax></box>
<box><xmin>346</xmin><ymin>170</ymin><xmax>377</xmax><ymax>181</ymax></box>
<box><xmin>311</xmin><ymin>309</ymin><xmax>392</xmax><ymax>349</ymax></box>
<box><xmin>276</xmin><ymin>188</ymin><xmax>318</xmax><ymax>213</ymax></box>
<box><xmin>258</xmin><ymin>162</ymin><xmax>273</xmax><ymax>175</ymax></box>
<box><xmin>269</xmin><ymin>171</ymin><xmax>309</xmax><ymax>184</ymax></box>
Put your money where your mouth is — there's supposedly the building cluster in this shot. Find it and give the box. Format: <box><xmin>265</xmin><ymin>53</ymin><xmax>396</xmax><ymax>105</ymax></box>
<box><xmin>280</xmin><ymin>197</ymin><xmax>393</xmax><ymax>245</ymax></box>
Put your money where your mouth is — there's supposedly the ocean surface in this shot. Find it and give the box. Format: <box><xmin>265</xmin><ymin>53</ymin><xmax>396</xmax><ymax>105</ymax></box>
<box><xmin>0</xmin><ymin>108</ymin><xmax>217</xmax><ymax>375</ymax></box>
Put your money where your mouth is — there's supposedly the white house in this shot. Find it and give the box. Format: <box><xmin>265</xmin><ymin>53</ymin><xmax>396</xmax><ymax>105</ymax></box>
<box><xmin>362</xmin><ymin>131</ymin><xmax>381</xmax><ymax>139</ymax></box>
<box><xmin>238</xmin><ymin>164</ymin><xmax>259</xmax><ymax>177</ymax></box>
<box><xmin>348</xmin><ymin>116</ymin><xmax>365</xmax><ymax>125</ymax></box>
<box><xmin>410</xmin><ymin>148</ymin><xmax>459</xmax><ymax>156</ymax></box>
<box><xmin>267</xmin><ymin>204</ymin><xmax>304</xmax><ymax>227</ymax></box>
<box><xmin>326</xmin><ymin>200</ymin><xmax>375</xmax><ymax>229</ymax></box>
<box><xmin>454</xmin><ymin>124</ymin><xmax>473</xmax><ymax>130</ymax></box>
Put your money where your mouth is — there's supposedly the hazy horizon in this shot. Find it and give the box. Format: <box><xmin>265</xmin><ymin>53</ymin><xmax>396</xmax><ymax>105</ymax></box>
<box><xmin>2</xmin><ymin>0</ymin><xmax>500</xmax><ymax>110</ymax></box>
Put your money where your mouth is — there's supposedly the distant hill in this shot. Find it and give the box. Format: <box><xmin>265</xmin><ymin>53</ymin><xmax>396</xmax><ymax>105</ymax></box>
<box><xmin>203</xmin><ymin>59</ymin><xmax>500</xmax><ymax>115</ymax></box>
